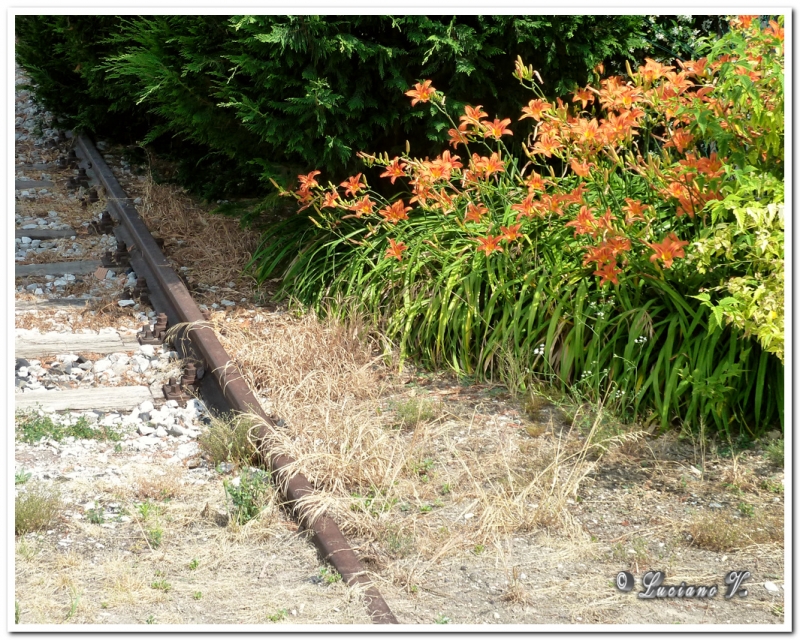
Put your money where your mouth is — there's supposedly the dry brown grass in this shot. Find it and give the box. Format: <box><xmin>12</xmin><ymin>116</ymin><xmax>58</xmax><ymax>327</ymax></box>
<box><xmin>211</xmin><ymin>308</ymin><xmax>637</xmax><ymax>567</ymax></box>
<box><xmin>139</xmin><ymin>175</ymin><xmax>261</xmax><ymax>299</ymax></box>
<box><xmin>133</xmin><ymin>467</ymin><xmax>184</xmax><ymax>501</ymax></box>
<box><xmin>687</xmin><ymin>509</ymin><xmax>783</xmax><ymax>552</ymax></box>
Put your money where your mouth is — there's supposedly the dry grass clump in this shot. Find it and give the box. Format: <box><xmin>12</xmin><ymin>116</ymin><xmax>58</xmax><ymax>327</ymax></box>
<box><xmin>688</xmin><ymin>509</ymin><xmax>783</xmax><ymax>552</ymax></box>
<box><xmin>139</xmin><ymin>175</ymin><xmax>260</xmax><ymax>296</ymax></box>
<box><xmin>214</xmin><ymin>309</ymin><xmax>383</xmax><ymax>404</ymax></box>
<box><xmin>133</xmin><ymin>468</ymin><xmax>184</xmax><ymax>501</ymax></box>
<box><xmin>198</xmin><ymin>413</ymin><xmax>259</xmax><ymax>468</ymax></box>
<box><xmin>16</xmin><ymin>482</ymin><xmax>62</xmax><ymax>535</ymax></box>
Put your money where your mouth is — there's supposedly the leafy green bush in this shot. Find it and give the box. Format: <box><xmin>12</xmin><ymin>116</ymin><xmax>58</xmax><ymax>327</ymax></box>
<box><xmin>252</xmin><ymin>15</ymin><xmax>784</xmax><ymax>437</ymax></box>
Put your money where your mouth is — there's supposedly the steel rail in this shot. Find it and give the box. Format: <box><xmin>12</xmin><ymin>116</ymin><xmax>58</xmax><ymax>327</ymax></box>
<box><xmin>74</xmin><ymin>134</ymin><xmax>398</xmax><ymax>625</ymax></box>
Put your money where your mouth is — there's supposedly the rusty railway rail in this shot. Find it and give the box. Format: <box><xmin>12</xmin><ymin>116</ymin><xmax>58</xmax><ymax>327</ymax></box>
<box><xmin>74</xmin><ymin>134</ymin><xmax>399</xmax><ymax>625</ymax></box>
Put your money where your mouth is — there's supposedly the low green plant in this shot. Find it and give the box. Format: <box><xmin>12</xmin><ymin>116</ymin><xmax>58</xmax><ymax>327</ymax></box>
<box><xmin>223</xmin><ymin>468</ymin><xmax>270</xmax><ymax>524</ymax></box>
<box><xmin>15</xmin><ymin>601</ymin><xmax>20</xmax><ymax>624</ymax></box>
<box><xmin>86</xmin><ymin>502</ymin><xmax>105</xmax><ymax>525</ymax></box>
<box><xmin>146</xmin><ymin>527</ymin><xmax>163</xmax><ymax>549</ymax></box>
<box><xmin>146</xmin><ymin>615</ymin><xmax>156</xmax><ymax>624</ymax></box>
<box><xmin>15</xmin><ymin>482</ymin><xmax>61</xmax><ymax>535</ymax></box>
<box><xmin>737</xmin><ymin>502</ymin><xmax>754</xmax><ymax>518</ymax></box>
<box><xmin>319</xmin><ymin>567</ymin><xmax>341</xmax><ymax>585</ymax></box>
<box><xmin>64</xmin><ymin>587</ymin><xmax>80</xmax><ymax>621</ymax></box>
<box><xmin>267</xmin><ymin>609</ymin><xmax>288</xmax><ymax>622</ymax></box>
<box><xmin>193</xmin><ymin>591</ymin><xmax>202</xmax><ymax>600</ymax></box>
<box><xmin>188</xmin><ymin>558</ymin><xmax>199</xmax><ymax>570</ymax></box>
<box><xmin>150</xmin><ymin>579</ymin><xmax>171</xmax><ymax>592</ymax></box>
<box><xmin>393</xmin><ymin>398</ymin><xmax>440</xmax><ymax>428</ymax></box>
<box><xmin>15</xmin><ymin>469</ymin><xmax>32</xmax><ymax>485</ymax></box>
<box><xmin>765</xmin><ymin>439</ymin><xmax>784</xmax><ymax>468</ymax></box>
<box><xmin>435</xmin><ymin>613</ymin><xmax>451</xmax><ymax>624</ymax></box>
<box><xmin>15</xmin><ymin>412</ymin><xmax>121</xmax><ymax>444</ymax></box>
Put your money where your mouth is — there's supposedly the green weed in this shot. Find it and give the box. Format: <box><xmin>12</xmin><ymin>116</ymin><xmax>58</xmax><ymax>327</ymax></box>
<box><xmin>15</xmin><ymin>482</ymin><xmax>61</xmax><ymax>535</ymax></box>
<box><xmin>224</xmin><ymin>468</ymin><xmax>270</xmax><ymax>524</ymax></box>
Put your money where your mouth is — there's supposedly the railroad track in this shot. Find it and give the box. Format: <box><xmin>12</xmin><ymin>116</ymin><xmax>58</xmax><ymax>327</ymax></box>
<box><xmin>14</xmin><ymin>95</ymin><xmax>397</xmax><ymax>624</ymax></box>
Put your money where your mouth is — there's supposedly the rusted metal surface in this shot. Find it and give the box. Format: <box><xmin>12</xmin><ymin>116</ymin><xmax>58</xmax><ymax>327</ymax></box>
<box><xmin>74</xmin><ymin>134</ymin><xmax>398</xmax><ymax>625</ymax></box>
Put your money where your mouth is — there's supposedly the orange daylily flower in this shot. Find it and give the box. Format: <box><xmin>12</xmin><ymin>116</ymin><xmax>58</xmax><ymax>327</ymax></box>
<box><xmin>464</xmin><ymin>202</ymin><xmax>489</xmax><ymax>223</ymax></box>
<box><xmin>297</xmin><ymin>170</ymin><xmax>321</xmax><ymax>190</ymax></box>
<box><xmin>341</xmin><ymin>173</ymin><xmax>366</xmax><ymax>197</ymax></box>
<box><xmin>639</xmin><ymin>58</ymin><xmax>673</xmax><ymax>84</ymax></box>
<box><xmin>447</xmin><ymin>127</ymin><xmax>470</xmax><ymax>148</ymax></box>
<box><xmin>500</xmin><ymin>224</ymin><xmax>522</xmax><ymax>242</ymax></box>
<box><xmin>664</xmin><ymin>128</ymin><xmax>694</xmax><ymax>154</ymax></box>
<box><xmin>385</xmin><ymin>238</ymin><xmax>409</xmax><ymax>261</ymax></box>
<box><xmin>766</xmin><ymin>19</ymin><xmax>784</xmax><ymax>41</ymax></box>
<box><xmin>594</xmin><ymin>262</ymin><xmax>621</xmax><ymax>286</ymax></box>
<box><xmin>482</xmin><ymin>118</ymin><xmax>513</xmax><ymax>139</ymax></box>
<box><xmin>732</xmin><ymin>15</ymin><xmax>758</xmax><ymax>29</ymax></box>
<box><xmin>431</xmin><ymin>151</ymin><xmax>463</xmax><ymax>177</ymax></box>
<box><xmin>647</xmin><ymin>233</ymin><xmax>689</xmax><ymax>268</ymax></box>
<box><xmin>460</xmin><ymin>105</ymin><xmax>489</xmax><ymax>129</ymax></box>
<box><xmin>621</xmin><ymin>198</ymin><xmax>649</xmax><ymax>225</ymax></box>
<box><xmin>380</xmin><ymin>158</ymin><xmax>407</xmax><ymax>184</ymax></box>
<box><xmin>321</xmin><ymin>190</ymin><xmax>339</xmax><ymax>208</ymax></box>
<box><xmin>476</xmin><ymin>234</ymin><xmax>504</xmax><ymax>256</ymax></box>
<box><xmin>570</xmin><ymin>158</ymin><xmax>592</xmax><ymax>178</ymax></box>
<box><xmin>379</xmin><ymin>199</ymin><xmax>412</xmax><ymax>224</ymax></box>
<box><xmin>405</xmin><ymin>80</ymin><xmax>436</xmax><ymax>106</ymax></box>
<box><xmin>572</xmin><ymin>118</ymin><xmax>602</xmax><ymax>146</ymax></box>
<box><xmin>511</xmin><ymin>193</ymin><xmax>537</xmax><ymax>219</ymax></box>
<box><xmin>349</xmin><ymin>195</ymin><xmax>375</xmax><ymax>217</ymax></box>
<box><xmin>520</xmin><ymin>99</ymin><xmax>552</xmax><ymax>121</ymax></box>
<box><xmin>572</xmin><ymin>87</ymin><xmax>595</xmax><ymax>110</ymax></box>
<box><xmin>677</xmin><ymin>58</ymin><xmax>709</xmax><ymax>80</ymax></box>
<box><xmin>523</xmin><ymin>171</ymin><xmax>546</xmax><ymax>192</ymax></box>
<box><xmin>565</xmin><ymin>205</ymin><xmax>597</xmax><ymax>237</ymax></box>
<box><xmin>531</xmin><ymin>134</ymin><xmax>561</xmax><ymax>157</ymax></box>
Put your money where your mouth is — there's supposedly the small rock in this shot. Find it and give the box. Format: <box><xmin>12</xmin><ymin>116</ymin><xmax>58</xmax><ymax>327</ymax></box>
<box><xmin>168</xmin><ymin>424</ymin><xmax>186</xmax><ymax>437</ymax></box>
<box><xmin>118</xmin><ymin>300</ymin><xmax>136</xmax><ymax>307</ymax></box>
<box><xmin>138</xmin><ymin>425</ymin><xmax>155</xmax><ymax>436</ymax></box>
<box><xmin>93</xmin><ymin>359</ymin><xmax>112</xmax><ymax>373</ymax></box>
<box><xmin>708</xmin><ymin>502</ymin><xmax>723</xmax><ymax>509</ymax></box>
<box><xmin>139</xmin><ymin>400</ymin><xmax>155</xmax><ymax>413</ymax></box>
<box><xmin>138</xmin><ymin>344</ymin><xmax>155</xmax><ymax>358</ymax></box>
<box><xmin>154</xmin><ymin>426</ymin><xmax>168</xmax><ymax>438</ymax></box>
<box><xmin>177</xmin><ymin>442</ymin><xmax>200</xmax><ymax>460</ymax></box>
<box><xmin>765</xmin><ymin>582</ymin><xmax>780</xmax><ymax>593</ymax></box>
<box><xmin>220</xmin><ymin>299</ymin><xmax>236</xmax><ymax>307</ymax></box>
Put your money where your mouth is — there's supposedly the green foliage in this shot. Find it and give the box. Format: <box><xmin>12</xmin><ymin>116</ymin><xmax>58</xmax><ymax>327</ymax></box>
<box><xmin>318</xmin><ymin>566</ymin><xmax>342</xmax><ymax>585</ymax></box>
<box><xmin>15</xmin><ymin>469</ymin><xmax>32</xmax><ymax>486</ymax></box>
<box><xmin>15</xmin><ymin>412</ymin><xmax>121</xmax><ymax>443</ymax></box>
<box><xmin>765</xmin><ymin>439</ymin><xmax>784</xmax><ymax>468</ymax></box>
<box><xmin>223</xmin><ymin>468</ymin><xmax>270</xmax><ymax>524</ymax></box>
<box><xmin>16</xmin><ymin>15</ymin><xmax>704</xmax><ymax>199</ymax></box>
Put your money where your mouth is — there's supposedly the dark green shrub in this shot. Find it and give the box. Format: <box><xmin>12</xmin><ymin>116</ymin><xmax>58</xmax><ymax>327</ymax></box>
<box><xmin>17</xmin><ymin>15</ymin><xmax>703</xmax><ymax>198</ymax></box>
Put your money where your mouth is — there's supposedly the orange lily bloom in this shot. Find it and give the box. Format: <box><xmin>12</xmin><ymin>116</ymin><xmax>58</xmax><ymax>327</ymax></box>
<box><xmin>321</xmin><ymin>190</ymin><xmax>339</xmax><ymax>209</ymax></box>
<box><xmin>385</xmin><ymin>238</ymin><xmax>409</xmax><ymax>261</ymax></box>
<box><xmin>621</xmin><ymin>198</ymin><xmax>649</xmax><ymax>225</ymax></box>
<box><xmin>523</xmin><ymin>171</ymin><xmax>546</xmax><ymax>192</ymax></box>
<box><xmin>341</xmin><ymin>173</ymin><xmax>366</xmax><ymax>197</ymax></box>
<box><xmin>570</xmin><ymin>158</ymin><xmax>592</xmax><ymax>178</ymax></box>
<box><xmin>565</xmin><ymin>205</ymin><xmax>597</xmax><ymax>237</ymax></box>
<box><xmin>647</xmin><ymin>233</ymin><xmax>689</xmax><ymax>268</ymax></box>
<box><xmin>593</xmin><ymin>262</ymin><xmax>621</xmax><ymax>286</ymax></box>
<box><xmin>464</xmin><ymin>202</ymin><xmax>489</xmax><ymax>223</ymax></box>
<box><xmin>447</xmin><ymin>127</ymin><xmax>470</xmax><ymax>148</ymax></box>
<box><xmin>732</xmin><ymin>15</ymin><xmax>758</xmax><ymax>29</ymax></box>
<box><xmin>520</xmin><ymin>98</ymin><xmax>552</xmax><ymax>121</ymax></box>
<box><xmin>531</xmin><ymin>134</ymin><xmax>561</xmax><ymax>157</ymax></box>
<box><xmin>639</xmin><ymin>58</ymin><xmax>673</xmax><ymax>84</ymax></box>
<box><xmin>349</xmin><ymin>195</ymin><xmax>375</xmax><ymax>217</ymax></box>
<box><xmin>482</xmin><ymin>118</ymin><xmax>513</xmax><ymax>139</ymax></box>
<box><xmin>511</xmin><ymin>193</ymin><xmax>537</xmax><ymax>219</ymax></box>
<box><xmin>379</xmin><ymin>199</ymin><xmax>412</xmax><ymax>224</ymax></box>
<box><xmin>476</xmin><ymin>234</ymin><xmax>504</xmax><ymax>256</ymax></box>
<box><xmin>500</xmin><ymin>224</ymin><xmax>522</xmax><ymax>242</ymax></box>
<box><xmin>572</xmin><ymin>87</ymin><xmax>595</xmax><ymax>110</ymax></box>
<box><xmin>460</xmin><ymin>105</ymin><xmax>489</xmax><ymax>129</ymax></box>
<box><xmin>405</xmin><ymin>80</ymin><xmax>436</xmax><ymax>106</ymax></box>
<box><xmin>380</xmin><ymin>158</ymin><xmax>407</xmax><ymax>184</ymax></box>
<box><xmin>664</xmin><ymin>128</ymin><xmax>694</xmax><ymax>154</ymax></box>
<box><xmin>766</xmin><ymin>19</ymin><xmax>784</xmax><ymax>41</ymax></box>
<box><xmin>297</xmin><ymin>170</ymin><xmax>321</xmax><ymax>190</ymax></box>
